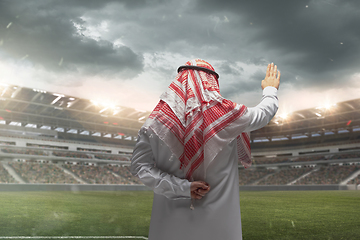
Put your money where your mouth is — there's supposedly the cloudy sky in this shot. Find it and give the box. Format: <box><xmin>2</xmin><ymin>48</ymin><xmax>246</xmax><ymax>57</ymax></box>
<box><xmin>0</xmin><ymin>0</ymin><xmax>359</xmax><ymax>116</ymax></box>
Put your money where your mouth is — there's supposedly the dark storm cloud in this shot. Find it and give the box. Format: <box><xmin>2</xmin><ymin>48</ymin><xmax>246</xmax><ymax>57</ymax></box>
<box><xmin>218</xmin><ymin>61</ymin><xmax>244</xmax><ymax>76</ymax></box>
<box><xmin>0</xmin><ymin>0</ymin><xmax>359</xmax><ymax>97</ymax></box>
<box><xmin>246</xmin><ymin>57</ymin><xmax>268</xmax><ymax>66</ymax></box>
<box><xmin>94</xmin><ymin>0</ymin><xmax>229</xmax><ymax>58</ymax></box>
<box><xmin>194</xmin><ymin>0</ymin><xmax>360</xmax><ymax>87</ymax></box>
<box><xmin>220</xmin><ymin>70</ymin><xmax>263</xmax><ymax>98</ymax></box>
<box><xmin>51</xmin><ymin>0</ymin><xmax>146</xmax><ymax>10</ymax></box>
<box><xmin>0</xmin><ymin>0</ymin><xmax>143</xmax><ymax>78</ymax></box>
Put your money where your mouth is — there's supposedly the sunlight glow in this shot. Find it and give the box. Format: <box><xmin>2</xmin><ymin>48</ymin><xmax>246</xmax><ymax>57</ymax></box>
<box><xmin>316</xmin><ymin>103</ymin><xmax>337</xmax><ymax>111</ymax></box>
<box><xmin>280</xmin><ymin>113</ymin><xmax>289</xmax><ymax>120</ymax></box>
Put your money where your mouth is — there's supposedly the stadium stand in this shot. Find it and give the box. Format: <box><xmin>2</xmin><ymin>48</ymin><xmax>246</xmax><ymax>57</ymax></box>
<box><xmin>1</xmin><ymin>159</ymin><xmax>141</xmax><ymax>185</ymax></box>
<box><xmin>8</xmin><ymin>161</ymin><xmax>79</xmax><ymax>184</ymax></box>
<box><xmin>1</xmin><ymin>147</ymin><xmax>48</xmax><ymax>156</ymax></box>
<box><xmin>294</xmin><ymin>164</ymin><xmax>360</xmax><ymax>185</ymax></box>
<box><xmin>104</xmin><ymin>165</ymin><xmax>143</xmax><ymax>184</ymax></box>
<box><xmin>0</xmin><ymin>163</ymin><xmax>17</xmax><ymax>183</ymax></box>
<box><xmin>256</xmin><ymin>167</ymin><xmax>314</xmax><ymax>185</ymax></box>
<box><xmin>0</xmin><ymin>84</ymin><xmax>359</xmax><ymax>188</ymax></box>
<box><xmin>251</xmin><ymin>157</ymin><xmax>284</xmax><ymax>165</ymax></box>
<box><xmin>62</xmin><ymin>164</ymin><xmax>124</xmax><ymax>184</ymax></box>
<box><xmin>52</xmin><ymin>151</ymin><xmax>92</xmax><ymax>159</ymax></box>
<box><xmin>238</xmin><ymin>168</ymin><xmax>276</xmax><ymax>185</ymax></box>
<box><xmin>94</xmin><ymin>154</ymin><xmax>129</xmax><ymax>161</ymax></box>
<box><xmin>348</xmin><ymin>175</ymin><xmax>360</xmax><ymax>185</ymax></box>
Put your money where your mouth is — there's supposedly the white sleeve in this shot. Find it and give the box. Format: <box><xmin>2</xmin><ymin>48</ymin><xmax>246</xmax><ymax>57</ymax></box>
<box><xmin>130</xmin><ymin>131</ymin><xmax>191</xmax><ymax>200</ymax></box>
<box><xmin>243</xmin><ymin>86</ymin><xmax>279</xmax><ymax>132</ymax></box>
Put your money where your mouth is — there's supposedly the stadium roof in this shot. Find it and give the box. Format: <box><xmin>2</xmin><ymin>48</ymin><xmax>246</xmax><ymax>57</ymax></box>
<box><xmin>0</xmin><ymin>84</ymin><xmax>150</xmax><ymax>139</ymax></box>
<box><xmin>252</xmin><ymin>97</ymin><xmax>360</xmax><ymax>141</ymax></box>
<box><xmin>1</xmin><ymin>83</ymin><xmax>359</xmax><ymax>143</ymax></box>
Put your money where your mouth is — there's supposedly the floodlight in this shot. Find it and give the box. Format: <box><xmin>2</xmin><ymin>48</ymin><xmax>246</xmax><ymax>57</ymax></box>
<box><xmin>91</xmin><ymin>100</ymin><xmax>99</xmax><ymax>106</ymax></box>
<box><xmin>33</xmin><ymin>88</ymin><xmax>46</xmax><ymax>93</ymax></box>
<box><xmin>316</xmin><ymin>103</ymin><xmax>336</xmax><ymax>111</ymax></box>
<box><xmin>280</xmin><ymin>113</ymin><xmax>288</xmax><ymax>120</ymax></box>
<box><xmin>324</xmin><ymin>103</ymin><xmax>332</xmax><ymax>110</ymax></box>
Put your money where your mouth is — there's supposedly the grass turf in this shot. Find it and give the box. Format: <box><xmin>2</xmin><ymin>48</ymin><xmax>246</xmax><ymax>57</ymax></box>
<box><xmin>0</xmin><ymin>190</ymin><xmax>359</xmax><ymax>239</ymax></box>
<box><xmin>240</xmin><ymin>191</ymin><xmax>360</xmax><ymax>240</ymax></box>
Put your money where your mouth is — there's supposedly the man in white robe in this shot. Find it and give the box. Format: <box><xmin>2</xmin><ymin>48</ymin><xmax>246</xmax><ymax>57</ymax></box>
<box><xmin>131</xmin><ymin>59</ymin><xmax>280</xmax><ymax>240</ymax></box>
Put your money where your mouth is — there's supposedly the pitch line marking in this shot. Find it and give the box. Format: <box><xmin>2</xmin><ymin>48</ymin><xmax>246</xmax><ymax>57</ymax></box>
<box><xmin>0</xmin><ymin>237</ymin><xmax>148</xmax><ymax>240</ymax></box>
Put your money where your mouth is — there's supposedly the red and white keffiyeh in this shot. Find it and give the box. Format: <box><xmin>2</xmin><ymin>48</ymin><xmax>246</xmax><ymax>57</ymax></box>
<box><xmin>142</xmin><ymin>59</ymin><xmax>251</xmax><ymax>180</ymax></box>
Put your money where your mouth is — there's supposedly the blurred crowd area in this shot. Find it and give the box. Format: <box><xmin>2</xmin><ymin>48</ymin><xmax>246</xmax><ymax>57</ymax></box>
<box><xmin>94</xmin><ymin>154</ymin><xmax>128</xmax><ymax>161</ymax></box>
<box><xmin>63</xmin><ymin>164</ymin><xmax>140</xmax><ymax>184</ymax></box>
<box><xmin>252</xmin><ymin>151</ymin><xmax>360</xmax><ymax>165</ymax></box>
<box><xmin>348</xmin><ymin>175</ymin><xmax>360</xmax><ymax>185</ymax></box>
<box><xmin>239</xmin><ymin>165</ymin><xmax>360</xmax><ymax>186</ymax></box>
<box><xmin>256</xmin><ymin>167</ymin><xmax>313</xmax><ymax>185</ymax></box>
<box><xmin>2</xmin><ymin>146</ymin><xmax>359</xmax><ymax>165</ymax></box>
<box><xmin>0</xmin><ymin>144</ymin><xmax>359</xmax><ymax>186</ymax></box>
<box><xmin>8</xmin><ymin>161</ymin><xmax>79</xmax><ymax>184</ymax></box>
<box><xmin>1</xmin><ymin>147</ymin><xmax>48</xmax><ymax>156</ymax></box>
<box><xmin>294</xmin><ymin>165</ymin><xmax>360</xmax><ymax>185</ymax></box>
<box><xmin>0</xmin><ymin>164</ymin><xmax>17</xmax><ymax>183</ymax></box>
<box><xmin>1</xmin><ymin>147</ymin><xmax>130</xmax><ymax>161</ymax></box>
<box><xmin>0</xmin><ymin>160</ymin><xmax>359</xmax><ymax>186</ymax></box>
<box><xmin>0</xmin><ymin>161</ymin><xmax>141</xmax><ymax>185</ymax></box>
<box><xmin>238</xmin><ymin>168</ymin><xmax>276</xmax><ymax>185</ymax></box>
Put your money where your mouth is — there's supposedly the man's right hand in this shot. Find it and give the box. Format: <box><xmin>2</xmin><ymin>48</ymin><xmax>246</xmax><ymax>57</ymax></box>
<box><xmin>261</xmin><ymin>62</ymin><xmax>280</xmax><ymax>90</ymax></box>
<box><xmin>190</xmin><ymin>181</ymin><xmax>210</xmax><ymax>199</ymax></box>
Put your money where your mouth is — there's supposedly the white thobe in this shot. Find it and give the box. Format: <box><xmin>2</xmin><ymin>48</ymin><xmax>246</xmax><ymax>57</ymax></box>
<box><xmin>131</xmin><ymin>87</ymin><xmax>278</xmax><ymax>240</ymax></box>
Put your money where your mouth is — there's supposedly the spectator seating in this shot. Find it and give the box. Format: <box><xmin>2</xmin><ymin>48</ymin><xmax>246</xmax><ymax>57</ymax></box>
<box><xmin>63</xmin><ymin>164</ymin><xmax>141</xmax><ymax>185</ymax></box>
<box><xmin>256</xmin><ymin>167</ymin><xmax>313</xmax><ymax>185</ymax></box>
<box><xmin>104</xmin><ymin>165</ymin><xmax>143</xmax><ymax>184</ymax></box>
<box><xmin>94</xmin><ymin>154</ymin><xmax>129</xmax><ymax>161</ymax></box>
<box><xmin>8</xmin><ymin>161</ymin><xmax>79</xmax><ymax>184</ymax></box>
<box><xmin>0</xmin><ymin>163</ymin><xmax>17</xmax><ymax>183</ymax></box>
<box><xmin>53</xmin><ymin>151</ymin><xmax>92</xmax><ymax>159</ymax></box>
<box><xmin>348</xmin><ymin>175</ymin><xmax>360</xmax><ymax>185</ymax></box>
<box><xmin>1</xmin><ymin>147</ymin><xmax>48</xmax><ymax>156</ymax></box>
<box><xmin>251</xmin><ymin>157</ymin><xmax>289</xmax><ymax>165</ymax></box>
<box><xmin>239</xmin><ymin>168</ymin><xmax>276</xmax><ymax>185</ymax></box>
<box><xmin>294</xmin><ymin>164</ymin><xmax>360</xmax><ymax>185</ymax></box>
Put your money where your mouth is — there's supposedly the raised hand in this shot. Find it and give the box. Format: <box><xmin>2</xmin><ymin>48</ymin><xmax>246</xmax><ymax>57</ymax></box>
<box><xmin>190</xmin><ymin>181</ymin><xmax>210</xmax><ymax>199</ymax></box>
<box><xmin>261</xmin><ymin>62</ymin><xmax>280</xmax><ymax>90</ymax></box>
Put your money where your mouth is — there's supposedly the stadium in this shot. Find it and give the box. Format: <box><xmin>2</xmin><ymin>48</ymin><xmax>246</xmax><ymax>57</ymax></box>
<box><xmin>1</xmin><ymin>84</ymin><xmax>360</xmax><ymax>239</ymax></box>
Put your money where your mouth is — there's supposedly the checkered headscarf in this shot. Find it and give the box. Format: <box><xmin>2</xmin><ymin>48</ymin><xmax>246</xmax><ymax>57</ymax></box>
<box><xmin>142</xmin><ymin>59</ymin><xmax>251</xmax><ymax>180</ymax></box>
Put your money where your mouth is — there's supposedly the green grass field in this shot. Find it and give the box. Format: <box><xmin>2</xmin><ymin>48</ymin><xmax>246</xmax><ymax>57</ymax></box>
<box><xmin>0</xmin><ymin>190</ymin><xmax>359</xmax><ymax>240</ymax></box>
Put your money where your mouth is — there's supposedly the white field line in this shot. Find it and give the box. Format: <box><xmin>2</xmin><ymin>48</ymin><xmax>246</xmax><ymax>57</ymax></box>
<box><xmin>0</xmin><ymin>237</ymin><xmax>147</xmax><ymax>240</ymax></box>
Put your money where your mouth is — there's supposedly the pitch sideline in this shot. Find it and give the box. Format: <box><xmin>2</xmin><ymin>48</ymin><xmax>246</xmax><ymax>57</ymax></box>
<box><xmin>0</xmin><ymin>236</ymin><xmax>148</xmax><ymax>240</ymax></box>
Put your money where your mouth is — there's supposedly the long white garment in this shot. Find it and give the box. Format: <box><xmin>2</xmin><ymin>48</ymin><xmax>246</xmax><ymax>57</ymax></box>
<box><xmin>131</xmin><ymin>86</ymin><xmax>278</xmax><ymax>240</ymax></box>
